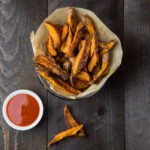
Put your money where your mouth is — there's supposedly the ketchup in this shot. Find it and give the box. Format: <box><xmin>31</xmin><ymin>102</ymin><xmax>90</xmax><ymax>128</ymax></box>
<box><xmin>6</xmin><ymin>94</ymin><xmax>39</xmax><ymax>127</ymax></box>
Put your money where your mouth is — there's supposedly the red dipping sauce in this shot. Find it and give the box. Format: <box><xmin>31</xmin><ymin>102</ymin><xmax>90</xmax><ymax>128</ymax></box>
<box><xmin>6</xmin><ymin>94</ymin><xmax>40</xmax><ymax>127</ymax></box>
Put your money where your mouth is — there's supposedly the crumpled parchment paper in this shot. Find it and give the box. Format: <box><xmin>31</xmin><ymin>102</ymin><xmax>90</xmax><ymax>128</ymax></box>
<box><xmin>30</xmin><ymin>7</ymin><xmax>123</xmax><ymax>99</ymax></box>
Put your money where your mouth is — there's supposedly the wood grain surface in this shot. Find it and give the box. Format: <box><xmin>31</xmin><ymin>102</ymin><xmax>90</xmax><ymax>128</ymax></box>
<box><xmin>0</xmin><ymin>0</ymin><xmax>47</xmax><ymax>150</ymax></box>
<box><xmin>124</xmin><ymin>0</ymin><xmax>150</xmax><ymax>150</ymax></box>
<box><xmin>47</xmin><ymin>0</ymin><xmax>124</xmax><ymax>150</ymax></box>
<box><xmin>0</xmin><ymin>0</ymin><xmax>150</xmax><ymax>150</ymax></box>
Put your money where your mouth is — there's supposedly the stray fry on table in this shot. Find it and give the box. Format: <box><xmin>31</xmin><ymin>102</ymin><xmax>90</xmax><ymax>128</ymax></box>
<box><xmin>64</xmin><ymin>105</ymin><xmax>86</xmax><ymax>137</ymax></box>
<box><xmin>48</xmin><ymin>125</ymin><xmax>83</xmax><ymax>146</ymax></box>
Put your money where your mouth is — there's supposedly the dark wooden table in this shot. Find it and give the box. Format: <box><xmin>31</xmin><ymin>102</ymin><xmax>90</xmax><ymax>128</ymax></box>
<box><xmin>0</xmin><ymin>0</ymin><xmax>150</xmax><ymax>149</ymax></box>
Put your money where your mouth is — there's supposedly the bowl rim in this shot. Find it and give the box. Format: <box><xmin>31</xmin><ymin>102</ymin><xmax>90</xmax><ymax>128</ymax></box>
<box><xmin>2</xmin><ymin>89</ymin><xmax>44</xmax><ymax>131</ymax></box>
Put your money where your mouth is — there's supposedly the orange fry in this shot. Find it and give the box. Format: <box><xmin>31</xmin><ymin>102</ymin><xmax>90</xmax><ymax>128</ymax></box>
<box><xmin>48</xmin><ymin>125</ymin><xmax>83</xmax><ymax>146</ymax></box>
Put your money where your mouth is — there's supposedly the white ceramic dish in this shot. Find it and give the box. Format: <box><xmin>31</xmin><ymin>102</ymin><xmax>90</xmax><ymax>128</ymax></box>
<box><xmin>2</xmin><ymin>89</ymin><xmax>44</xmax><ymax>131</ymax></box>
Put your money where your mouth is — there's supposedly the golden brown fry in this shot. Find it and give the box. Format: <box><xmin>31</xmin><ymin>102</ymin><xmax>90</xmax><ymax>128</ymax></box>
<box><xmin>61</xmin><ymin>23</ymin><xmax>68</xmax><ymax>42</ymax></box>
<box><xmin>81</xmin><ymin>15</ymin><xmax>95</xmax><ymax>34</ymax></box>
<box><xmin>88</xmin><ymin>33</ymin><xmax>99</xmax><ymax>72</ymax></box>
<box><xmin>46</xmin><ymin>34</ymin><xmax>57</xmax><ymax>56</ymax></box>
<box><xmin>70</xmin><ymin>76</ymin><xmax>90</xmax><ymax>90</ymax></box>
<box><xmin>38</xmin><ymin>71</ymin><xmax>81</xmax><ymax>95</ymax></box>
<box><xmin>61</xmin><ymin>27</ymin><xmax>73</xmax><ymax>54</ymax></box>
<box><xmin>90</xmin><ymin>33</ymin><xmax>98</xmax><ymax>58</ymax></box>
<box><xmin>67</xmin><ymin>8</ymin><xmax>76</xmax><ymax>34</ymax></box>
<box><xmin>76</xmin><ymin>71</ymin><xmax>91</xmax><ymax>81</ymax></box>
<box><xmin>93</xmin><ymin>52</ymin><xmax>110</xmax><ymax>82</ymax></box>
<box><xmin>99</xmin><ymin>40</ymin><xmax>116</xmax><ymax>58</ymax></box>
<box><xmin>88</xmin><ymin>54</ymin><xmax>98</xmax><ymax>72</ymax></box>
<box><xmin>67</xmin><ymin>22</ymin><xmax>85</xmax><ymax>57</ymax></box>
<box><xmin>44</xmin><ymin>22</ymin><xmax>61</xmax><ymax>49</ymax></box>
<box><xmin>48</xmin><ymin>125</ymin><xmax>83</xmax><ymax>146</ymax></box>
<box><xmin>34</xmin><ymin>56</ymin><xmax>69</xmax><ymax>80</ymax></box>
<box><xmin>72</xmin><ymin>38</ymin><xmax>91</xmax><ymax>75</ymax></box>
<box><xmin>64</xmin><ymin>106</ymin><xmax>86</xmax><ymax>137</ymax></box>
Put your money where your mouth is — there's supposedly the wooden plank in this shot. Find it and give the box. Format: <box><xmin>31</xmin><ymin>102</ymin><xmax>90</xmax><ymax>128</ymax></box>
<box><xmin>124</xmin><ymin>0</ymin><xmax>150</xmax><ymax>150</ymax></box>
<box><xmin>0</xmin><ymin>0</ymin><xmax>47</xmax><ymax>149</ymax></box>
<box><xmin>47</xmin><ymin>0</ymin><xmax>124</xmax><ymax>150</ymax></box>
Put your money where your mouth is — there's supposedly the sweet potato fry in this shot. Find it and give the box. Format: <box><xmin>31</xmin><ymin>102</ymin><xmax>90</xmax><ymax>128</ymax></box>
<box><xmin>67</xmin><ymin>8</ymin><xmax>76</xmax><ymax>34</ymax></box>
<box><xmin>70</xmin><ymin>76</ymin><xmax>90</xmax><ymax>90</ymax></box>
<box><xmin>61</xmin><ymin>23</ymin><xmax>68</xmax><ymax>42</ymax></box>
<box><xmin>61</xmin><ymin>27</ymin><xmax>73</xmax><ymax>54</ymax></box>
<box><xmin>88</xmin><ymin>53</ymin><xmax>99</xmax><ymax>72</ymax></box>
<box><xmin>90</xmin><ymin>33</ymin><xmax>98</xmax><ymax>58</ymax></box>
<box><xmin>88</xmin><ymin>33</ymin><xmax>99</xmax><ymax>72</ymax></box>
<box><xmin>48</xmin><ymin>125</ymin><xmax>83</xmax><ymax>146</ymax></box>
<box><xmin>46</xmin><ymin>33</ymin><xmax>57</xmax><ymax>56</ymax></box>
<box><xmin>72</xmin><ymin>38</ymin><xmax>91</xmax><ymax>75</ymax></box>
<box><xmin>93</xmin><ymin>52</ymin><xmax>110</xmax><ymax>82</ymax></box>
<box><xmin>38</xmin><ymin>71</ymin><xmax>81</xmax><ymax>95</ymax></box>
<box><xmin>81</xmin><ymin>15</ymin><xmax>95</xmax><ymax>34</ymax></box>
<box><xmin>76</xmin><ymin>71</ymin><xmax>91</xmax><ymax>81</ymax></box>
<box><xmin>44</xmin><ymin>22</ymin><xmax>61</xmax><ymax>48</ymax></box>
<box><xmin>34</xmin><ymin>56</ymin><xmax>69</xmax><ymax>80</ymax></box>
<box><xmin>67</xmin><ymin>22</ymin><xmax>85</xmax><ymax>57</ymax></box>
<box><xmin>99</xmin><ymin>40</ymin><xmax>116</xmax><ymax>58</ymax></box>
<box><xmin>64</xmin><ymin>106</ymin><xmax>86</xmax><ymax>137</ymax></box>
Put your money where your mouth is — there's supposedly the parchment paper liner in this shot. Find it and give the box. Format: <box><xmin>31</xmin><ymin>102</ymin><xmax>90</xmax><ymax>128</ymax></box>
<box><xmin>30</xmin><ymin>7</ymin><xmax>123</xmax><ymax>99</ymax></box>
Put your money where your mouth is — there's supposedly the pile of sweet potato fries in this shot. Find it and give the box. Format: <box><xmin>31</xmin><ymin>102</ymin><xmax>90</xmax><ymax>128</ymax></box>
<box><xmin>34</xmin><ymin>8</ymin><xmax>116</xmax><ymax>95</ymax></box>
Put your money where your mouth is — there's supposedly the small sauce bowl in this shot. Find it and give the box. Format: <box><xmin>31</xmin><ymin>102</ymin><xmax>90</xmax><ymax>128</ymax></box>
<box><xmin>2</xmin><ymin>90</ymin><xmax>44</xmax><ymax>131</ymax></box>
